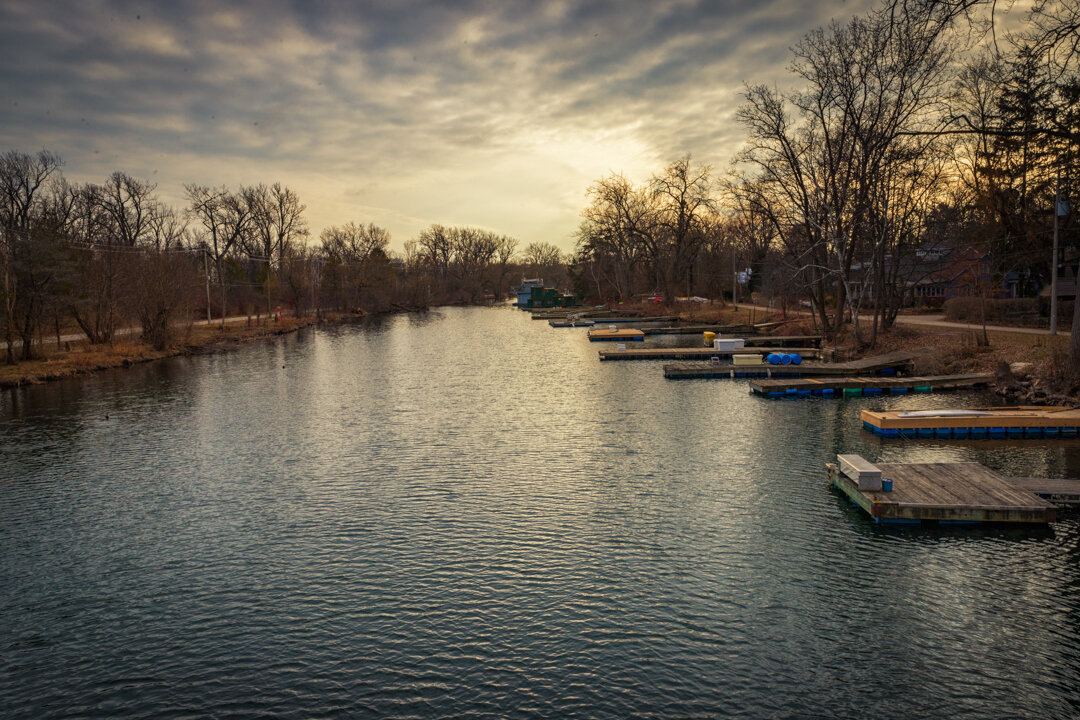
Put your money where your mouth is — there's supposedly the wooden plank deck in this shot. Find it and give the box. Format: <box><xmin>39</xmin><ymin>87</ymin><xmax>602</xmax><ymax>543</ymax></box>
<box><xmin>598</xmin><ymin>340</ymin><xmax>823</xmax><ymax>361</ymax></box>
<box><xmin>1010</xmin><ymin>478</ymin><xmax>1080</xmax><ymax>506</ymax></box>
<box><xmin>588</xmin><ymin>328</ymin><xmax>645</xmax><ymax>341</ymax></box>
<box><xmin>638</xmin><ymin>324</ymin><xmax>752</xmax><ymax>335</ymax></box>
<box><xmin>531</xmin><ymin>309</ymin><xmax>614</xmax><ymax>320</ymax></box>
<box><xmin>662</xmin><ymin>351</ymin><xmax>918</xmax><ymax>378</ymax></box>
<box><xmin>586</xmin><ymin>315</ymin><xmax>680</xmax><ymax>324</ymax></box>
<box><xmin>843</xmin><ymin>350</ymin><xmax>926</xmax><ymax>372</ymax></box>
<box><xmin>828</xmin><ymin>459</ymin><xmax>1057</xmax><ymax>524</ymax></box>
<box><xmin>861</xmin><ymin>406</ymin><xmax>1080</xmax><ymax>438</ymax></box>
<box><xmin>635</xmin><ymin>328</ymin><xmax>822</xmax><ymax>345</ymax></box>
<box><xmin>750</xmin><ymin>373</ymin><xmax>993</xmax><ymax>396</ymax></box>
<box><xmin>549</xmin><ymin>319</ymin><xmax>596</xmax><ymax>327</ymax></box>
<box><xmin>598</xmin><ymin>347</ymin><xmax>820</xmax><ymax>363</ymax></box>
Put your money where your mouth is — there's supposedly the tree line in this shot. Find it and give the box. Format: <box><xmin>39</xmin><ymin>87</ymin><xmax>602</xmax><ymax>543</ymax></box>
<box><xmin>572</xmin><ymin>0</ymin><xmax>1080</xmax><ymax>350</ymax></box>
<box><xmin>0</xmin><ymin>151</ymin><xmax>568</xmax><ymax>364</ymax></box>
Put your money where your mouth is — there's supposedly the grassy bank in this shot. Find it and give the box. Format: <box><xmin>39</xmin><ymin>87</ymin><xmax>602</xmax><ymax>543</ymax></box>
<box><xmin>0</xmin><ymin>315</ymin><xmax>334</xmax><ymax>389</ymax></box>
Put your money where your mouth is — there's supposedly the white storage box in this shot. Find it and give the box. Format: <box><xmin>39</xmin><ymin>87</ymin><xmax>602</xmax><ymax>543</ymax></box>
<box><xmin>713</xmin><ymin>338</ymin><xmax>746</xmax><ymax>351</ymax></box>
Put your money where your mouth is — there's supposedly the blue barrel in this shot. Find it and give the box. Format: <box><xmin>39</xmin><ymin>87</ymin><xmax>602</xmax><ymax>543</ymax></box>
<box><xmin>766</xmin><ymin>353</ymin><xmax>781</xmax><ymax>365</ymax></box>
<box><xmin>790</xmin><ymin>353</ymin><xmax>802</xmax><ymax>365</ymax></box>
<box><xmin>780</xmin><ymin>353</ymin><xmax>792</xmax><ymax>365</ymax></box>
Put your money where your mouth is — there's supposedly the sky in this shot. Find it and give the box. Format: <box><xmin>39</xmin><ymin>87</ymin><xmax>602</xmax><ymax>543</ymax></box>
<box><xmin>0</xmin><ymin>0</ymin><xmax>877</xmax><ymax>253</ymax></box>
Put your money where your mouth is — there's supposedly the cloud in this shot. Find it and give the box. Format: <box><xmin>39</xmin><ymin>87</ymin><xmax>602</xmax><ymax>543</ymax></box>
<box><xmin>0</xmin><ymin>0</ymin><xmax>876</xmax><ymax>251</ymax></box>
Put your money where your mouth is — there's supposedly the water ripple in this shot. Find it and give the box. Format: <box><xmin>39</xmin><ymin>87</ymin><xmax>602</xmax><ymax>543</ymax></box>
<box><xmin>3</xmin><ymin>307</ymin><xmax>1080</xmax><ymax>719</ymax></box>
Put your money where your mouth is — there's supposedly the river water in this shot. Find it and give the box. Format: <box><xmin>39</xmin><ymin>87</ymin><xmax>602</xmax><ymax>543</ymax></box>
<box><xmin>2</xmin><ymin>305</ymin><xmax>1080</xmax><ymax>719</ymax></box>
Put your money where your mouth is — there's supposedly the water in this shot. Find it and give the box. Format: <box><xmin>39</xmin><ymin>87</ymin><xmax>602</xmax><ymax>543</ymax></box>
<box><xmin>3</xmin><ymin>306</ymin><xmax>1080</xmax><ymax>719</ymax></box>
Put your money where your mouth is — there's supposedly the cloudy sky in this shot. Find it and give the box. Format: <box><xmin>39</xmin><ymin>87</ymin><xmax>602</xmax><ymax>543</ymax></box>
<box><xmin>0</xmin><ymin>0</ymin><xmax>875</xmax><ymax>252</ymax></box>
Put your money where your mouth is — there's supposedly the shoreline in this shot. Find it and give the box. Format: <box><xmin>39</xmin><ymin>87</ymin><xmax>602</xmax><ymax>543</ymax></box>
<box><xmin>5</xmin><ymin>301</ymin><xmax>1074</xmax><ymax>404</ymax></box>
<box><xmin>0</xmin><ymin>308</ymin><xmax>425</xmax><ymax>390</ymax></box>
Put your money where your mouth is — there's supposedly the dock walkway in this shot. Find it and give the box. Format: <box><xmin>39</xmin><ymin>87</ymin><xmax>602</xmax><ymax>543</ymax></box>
<box><xmin>598</xmin><ymin>337</ymin><xmax>825</xmax><ymax>361</ymax></box>
<box><xmin>1011</xmin><ymin>478</ymin><xmax>1080</xmax><ymax>506</ymax></box>
<box><xmin>663</xmin><ymin>350</ymin><xmax>919</xmax><ymax>379</ymax></box>
<box><xmin>751</xmin><ymin>373</ymin><xmax>993</xmax><ymax>396</ymax></box>
<box><xmin>601</xmin><ymin>347</ymin><xmax>820</xmax><ymax>363</ymax></box>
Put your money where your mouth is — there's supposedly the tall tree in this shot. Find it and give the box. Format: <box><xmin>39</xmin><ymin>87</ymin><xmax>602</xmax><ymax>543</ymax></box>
<box><xmin>185</xmin><ymin>184</ymin><xmax>257</xmax><ymax>325</ymax></box>
<box><xmin>0</xmin><ymin>149</ymin><xmax>68</xmax><ymax>361</ymax></box>
<box><xmin>651</xmin><ymin>156</ymin><xmax>713</xmax><ymax>299</ymax></box>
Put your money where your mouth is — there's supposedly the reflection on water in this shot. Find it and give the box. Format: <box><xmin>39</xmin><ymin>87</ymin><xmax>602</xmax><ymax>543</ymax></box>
<box><xmin>3</xmin><ymin>306</ymin><xmax>1080</xmax><ymax>719</ymax></box>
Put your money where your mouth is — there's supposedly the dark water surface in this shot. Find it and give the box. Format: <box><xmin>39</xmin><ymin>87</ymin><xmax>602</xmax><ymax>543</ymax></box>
<box><xmin>3</xmin><ymin>306</ymin><xmax>1080</xmax><ymax>719</ymax></box>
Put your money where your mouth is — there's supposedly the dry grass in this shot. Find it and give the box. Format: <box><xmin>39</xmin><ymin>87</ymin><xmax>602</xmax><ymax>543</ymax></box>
<box><xmin>841</xmin><ymin>323</ymin><xmax>1069</xmax><ymax>378</ymax></box>
<box><xmin>0</xmin><ymin>315</ymin><xmax>325</xmax><ymax>388</ymax></box>
<box><xmin>618</xmin><ymin>300</ymin><xmax>810</xmax><ymax>330</ymax></box>
<box><xmin>0</xmin><ymin>341</ymin><xmax>173</xmax><ymax>387</ymax></box>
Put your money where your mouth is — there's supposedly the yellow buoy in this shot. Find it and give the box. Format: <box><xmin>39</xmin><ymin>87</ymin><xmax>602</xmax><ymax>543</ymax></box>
<box><xmin>703</xmin><ymin>331</ymin><xmax>716</xmax><ymax>347</ymax></box>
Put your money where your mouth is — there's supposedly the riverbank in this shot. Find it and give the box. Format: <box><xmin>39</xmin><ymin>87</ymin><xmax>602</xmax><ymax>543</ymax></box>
<box><xmin>629</xmin><ymin>299</ymin><xmax>1078</xmax><ymax>404</ymax></box>
<box><xmin>0</xmin><ymin>310</ymin><xmax>411</xmax><ymax>389</ymax></box>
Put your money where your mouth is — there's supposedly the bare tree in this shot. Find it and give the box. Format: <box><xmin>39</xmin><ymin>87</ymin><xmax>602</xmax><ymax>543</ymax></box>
<box><xmin>577</xmin><ymin>173</ymin><xmax>655</xmax><ymax>300</ymax></box>
<box><xmin>319</xmin><ymin>221</ymin><xmax>391</xmax><ymax>310</ymax></box>
<box><xmin>94</xmin><ymin>172</ymin><xmax>158</xmax><ymax>247</ymax></box>
<box><xmin>736</xmin><ymin>6</ymin><xmax>953</xmax><ymax>339</ymax></box>
<box><xmin>651</xmin><ymin>156</ymin><xmax>714</xmax><ymax>299</ymax></box>
<box><xmin>0</xmin><ymin>149</ymin><xmax>68</xmax><ymax>361</ymax></box>
<box><xmin>185</xmin><ymin>184</ymin><xmax>257</xmax><ymax>325</ymax></box>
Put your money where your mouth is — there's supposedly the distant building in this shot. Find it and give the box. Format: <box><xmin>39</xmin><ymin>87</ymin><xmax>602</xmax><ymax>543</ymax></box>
<box><xmin>908</xmin><ymin>246</ymin><xmax>992</xmax><ymax>306</ymax></box>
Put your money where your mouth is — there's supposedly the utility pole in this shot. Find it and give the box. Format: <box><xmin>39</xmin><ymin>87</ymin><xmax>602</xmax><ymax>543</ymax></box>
<box><xmin>203</xmin><ymin>248</ymin><xmax>212</xmax><ymax>323</ymax></box>
<box><xmin>732</xmin><ymin>239</ymin><xmax>738</xmax><ymax>311</ymax></box>
<box><xmin>1051</xmin><ymin>167</ymin><xmax>1061</xmax><ymax>334</ymax></box>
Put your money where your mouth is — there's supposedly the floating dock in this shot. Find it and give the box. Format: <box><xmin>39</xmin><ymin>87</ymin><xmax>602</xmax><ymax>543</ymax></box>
<box><xmin>596</xmin><ymin>315</ymin><xmax>680</xmax><ymax>324</ymax></box>
<box><xmin>828</xmin><ymin>456</ymin><xmax>1058</xmax><ymax>524</ymax></box>
<box><xmin>1010</xmin><ymin>478</ymin><xmax>1080</xmax><ymax>506</ymax></box>
<box><xmin>601</xmin><ymin>347</ymin><xmax>820</xmax><ymax>362</ymax></box>
<box><xmin>531</xmin><ymin>309</ymin><xmax>615</xmax><ymax>320</ymax></box>
<box><xmin>750</xmin><ymin>373</ymin><xmax>993</xmax><ymax>397</ymax></box>
<box><xmin>598</xmin><ymin>338</ymin><xmax>825</xmax><ymax>361</ymax></box>
<box><xmin>861</xmin><ymin>406</ymin><xmax>1080</xmax><ymax>438</ymax></box>
<box><xmin>637</xmin><ymin>324</ymin><xmax>755</xmax><ymax>335</ymax></box>
<box><xmin>549</xmin><ymin>319</ymin><xmax>596</xmax><ymax>327</ymax></box>
<box><xmin>662</xmin><ymin>350</ymin><xmax>919</xmax><ymax>378</ymax></box>
<box><xmin>588</xmin><ymin>328</ymin><xmax>645</xmax><ymax>341</ymax></box>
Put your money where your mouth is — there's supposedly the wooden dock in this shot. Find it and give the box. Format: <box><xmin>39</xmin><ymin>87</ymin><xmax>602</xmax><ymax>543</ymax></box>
<box><xmin>639</xmin><ymin>330</ymin><xmax>822</xmax><ymax>346</ymax></box>
<box><xmin>638</xmin><ymin>324</ymin><xmax>754</xmax><ymax>335</ymax></box>
<box><xmin>599</xmin><ymin>347</ymin><xmax>820</xmax><ymax>362</ymax></box>
<box><xmin>588</xmin><ymin>328</ymin><xmax>645</xmax><ymax>341</ymax></box>
<box><xmin>662</xmin><ymin>350</ymin><xmax>920</xmax><ymax>379</ymax></box>
<box><xmin>598</xmin><ymin>338</ymin><xmax>825</xmax><ymax>361</ymax></box>
<box><xmin>531</xmin><ymin>309</ymin><xmax>614</xmax><ymax>320</ymax></box>
<box><xmin>828</xmin><ymin>457</ymin><xmax>1058</xmax><ymax>524</ymax></box>
<box><xmin>1010</xmin><ymin>478</ymin><xmax>1080</xmax><ymax>506</ymax></box>
<box><xmin>750</xmin><ymin>373</ymin><xmax>993</xmax><ymax>396</ymax></box>
<box><xmin>861</xmin><ymin>406</ymin><xmax>1080</xmax><ymax>438</ymax></box>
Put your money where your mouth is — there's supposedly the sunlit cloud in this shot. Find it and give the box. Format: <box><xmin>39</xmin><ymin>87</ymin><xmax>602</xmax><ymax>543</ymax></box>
<box><xmin>0</xmin><ymin>0</ymin><xmax>878</xmax><ymax>252</ymax></box>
